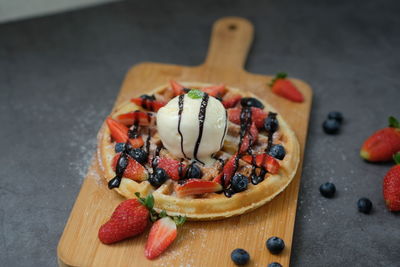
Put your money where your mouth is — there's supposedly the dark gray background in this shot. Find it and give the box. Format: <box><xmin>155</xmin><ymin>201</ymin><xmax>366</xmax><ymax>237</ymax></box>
<box><xmin>1</xmin><ymin>0</ymin><xmax>399</xmax><ymax>266</ymax></box>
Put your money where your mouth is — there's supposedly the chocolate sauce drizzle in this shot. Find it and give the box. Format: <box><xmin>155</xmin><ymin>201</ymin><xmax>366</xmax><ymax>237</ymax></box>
<box><xmin>193</xmin><ymin>93</ymin><xmax>210</xmax><ymax>165</ymax></box>
<box><xmin>177</xmin><ymin>94</ymin><xmax>189</xmax><ymax>159</ymax></box>
<box><xmin>219</xmin><ymin>109</ymin><xmax>228</xmax><ymax>149</ymax></box>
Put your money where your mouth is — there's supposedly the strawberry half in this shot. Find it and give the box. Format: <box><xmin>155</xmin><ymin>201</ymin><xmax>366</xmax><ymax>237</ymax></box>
<box><xmin>106</xmin><ymin>117</ymin><xmax>129</xmax><ymax>143</ymax></box>
<box><xmin>228</xmin><ymin>107</ymin><xmax>267</xmax><ymax>129</ymax></box>
<box><xmin>222</xmin><ymin>94</ymin><xmax>242</xmax><ymax>108</ymax></box>
<box><xmin>360</xmin><ymin>116</ymin><xmax>400</xmax><ymax>162</ymax></box>
<box><xmin>116</xmin><ymin>111</ymin><xmax>153</xmax><ymax>127</ymax></box>
<box><xmin>242</xmin><ymin>154</ymin><xmax>280</xmax><ymax>174</ymax></box>
<box><xmin>131</xmin><ymin>98</ymin><xmax>166</xmax><ymax>112</ymax></box>
<box><xmin>112</xmin><ymin>153</ymin><xmax>148</xmax><ymax>181</ymax></box>
<box><xmin>201</xmin><ymin>84</ymin><xmax>226</xmax><ymax>97</ymax></box>
<box><xmin>270</xmin><ymin>72</ymin><xmax>304</xmax><ymax>103</ymax></box>
<box><xmin>175</xmin><ymin>179</ymin><xmax>223</xmax><ymax>197</ymax></box>
<box><xmin>145</xmin><ymin>217</ymin><xmax>178</xmax><ymax>259</ymax></box>
<box><xmin>156</xmin><ymin>157</ymin><xmax>186</xmax><ymax>181</ymax></box>
<box><xmin>213</xmin><ymin>154</ymin><xmax>238</xmax><ymax>187</ymax></box>
<box><xmin>170</xmin><ymin>80</ymin><xmax>185</xmax><ymax>96</ymax></box>
<box><xmin>240</xmin><ymin>123</ymin><xmax>259</xmax><ymax>153</ymax></box>
<box><xmin>383</xmin><ymin>153</ymin><xmax>400</xmax><ymax>211</ymax></box>
<box><xmin>98</xmin><ymin>198</ymin><xmax>149</xmax><ymax>244</ymax></box>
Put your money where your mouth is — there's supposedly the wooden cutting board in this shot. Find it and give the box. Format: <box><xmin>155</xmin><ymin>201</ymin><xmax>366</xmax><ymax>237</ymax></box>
<box><xmin>58</xmin><ymin>17</ymin><xmax>312</xmax><ymax>267</ymax></box>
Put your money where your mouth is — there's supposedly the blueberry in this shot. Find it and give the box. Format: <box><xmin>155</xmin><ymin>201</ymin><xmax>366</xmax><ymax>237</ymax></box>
<box><xmin>268</xmin><ymin>144</ymin><xmax>286</xmax><ymax>160</ymax></box>
<box><xmin>140</xmin><ymin>94</ymin><xmax>155</xmax><ymax>100</ymax></box>
<box><xmin>264</xmin><ymin>113</ymin><xmax>279</xmax><ymax>132</ymax></box>
<box><xmin>115</xmin><ymin>153</ymin><xmax>129</xmax><ymax>177</ymax></box>
<box><xmin>357</xmin><ymin>198</ymin><xmax>372</xmax><ymax>214</ymax></box>
<box><xmin>241</xmin><ymin>97</ymin><xmax>264</xmax><ymax>109</ymax></box>
<box><xmin>266</xmin><ymin>236</ymin><xmax>285</xmax><ymax>254</ymax></box>
<box><xmin>115</xmin><ymin>143</ymin><xmax>126</xmax><ymax>153</ymax></box>
<box><xmin>127</xmin><ymin>148</ymin><xmax>148</xmax><ymax>165</ymax></box>
<box><xmin>149</xmin><ymin>168</ymin><xmax>168</xmax><ymax>187</ymax></box>
<box><xmin>230</xmin><ymin>248</ymin><xmax>250</xmax><ymax>265</ymax></box>
<box><xmin>185</xmin><ymin>163</ymin><xmax>202</xmax><ymax>179</ymax></box>
<box><xmin>268</xmin><ymin>263</ymin><xmax>282</xmax><ymax>267</ymax></box>
<box><xmin>322</xmin><ymin>119</ymin><xmax>340</xmax><ymax>134</ymax></box>
<box><xmin>327</xmin><ymin>111</ymin><xmax>343</xmax><ymax>123</ymax></box>
<box><xmin>319</xmin><ymin>182</ymin><xmax>336</xmax><ymax>198</ymax></box>
<box><xmin>231</xmin><ymin>173</ymin><xmax>248</xmax><ymax>193</ymax></box>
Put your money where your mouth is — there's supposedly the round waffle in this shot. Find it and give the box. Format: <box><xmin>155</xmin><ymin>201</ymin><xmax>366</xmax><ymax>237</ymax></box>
<box><xmin>97</xmin><ymin>82</ymin><xmax>300</xmax><ymax>220</ymax></box>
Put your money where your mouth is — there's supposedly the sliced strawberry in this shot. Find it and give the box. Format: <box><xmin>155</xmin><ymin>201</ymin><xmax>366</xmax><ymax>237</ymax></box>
<box><xmin>145</xmin><ymin>217</ymin><xmax>177</xmax><ymax>259</ymax></box>
<box><xmin>270</xmin><ymin>73</ymin><xmax>304</xmax><ymax>102</ymax></box>
<box><xmin>131</xmin><ymin>98</ymin><xmax>166</xmax><ymax>112</ymax></box>
<box><xmin>201</xmin><ymin>84</ymin><xmax>226</xmax><ymax>97</ymax></box>
<box><xmin>116</xmin><ymin>111</ymin><xmax>153</xmax><ymax>126</ymax></box>
<box><xmin>112</xmin><ymin>153</ymin><xmax>148</xmax><ymax>181</ymax></box>
<box><xmin>176</xmin><ymin>179</ymin><xmax>223</xmax><ymax>197</ymax></box>
<box><xmin>242</xmin><ymin>154</ymin><xmax>280</xmax><ymax>174</ymax></box>
<box><xmin>170</xmin><ymin>80</ymin><xmax>185</xmax><ymax>96</ymax></box>
<box><xmin>213</xmin><ymin>154</ymin><xmax>238</xmax><ymax>187</ymax></box>
<box><xmin>129</xmin><ymin>136</ymin><xmax>144</xmax><ymax>148</ymax></box>
<box><xmin>106</xmin><ymin>117</ymin><xmax>129</xmax><ymax>143</ymax></box>
<box><xmin>228</xmin><ymin>107</ymin><xmax>267</xmax><ymax>129</ymax></box>
<box><xmin>157</xmin><ymin>157</ymin><xmax>186</xmax><ymax>181</ymax></box>
<box><xmin>222</xmin><ymin>94</ymin><xmax>242</xmax><ymax>108</ymax></box>
<box><xmin>240</xmin><ymin>123</ymin><xmax>259</xmax><ymax>153</ymax></box>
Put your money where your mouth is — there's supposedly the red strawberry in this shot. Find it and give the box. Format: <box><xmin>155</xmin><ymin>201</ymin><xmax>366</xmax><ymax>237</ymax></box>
<box><xmin>240</xmin><ymin>123</ymin><xmax>259</xmax><ymax>153</ymax></box>
<box><xmin>156</xmin><ymin>157</ymin><xmax>186</xmax><ymax>181</ymax></box>
<box><xmin>170</xmin><ymin>80</ymin><xmax>185</xmax><ymax>96</ymax></box>
<box><xmin>213</xmin><ymin>153</ymin><xmax>238</xmax><ymax>187</ymax></box>
<box><xmin>112</xmin><ymin>153</ymin><xmax>148</xmax><ymax>181</ymax></box>
<box><xmin>228</xmin><ymin>107</ymin><xmax>267</xmax><ymax>129</ymax></box>
<box><xmin>360</xmin><ymin>117</ymin><xmax>400</xmax><ymax>162</ymax></box>
<box><xmin>106</xmin><ymin>117</ymin><xmax>129</xmax><ymax>143</ymax></box>
<box><xmin>201</xmin><ymin>84</ymin><xmax>226</xmax><ymax>97</ymax></box>
<box><xmin>145</xmin><ymin>217</ymin><xmax>177</xmax><ymax>259</ymax></box>
<box><xmin>175</xmin><ymin>179</ymin><xmax>223</xmax><ymax>197</ymax></box>
<box><xmin>270</xmin><ymin>72</ymin><xmax>304</xmax><ymax>103</ymax></box>
<box><xmin>116</xmin><ymin>111</ymin><xmax>153</xmax><ymax>126</ymax></box>
<box><xmin>98</xmin><ymin>198</ymin><xmax>149</xmax><ymax>244</ymax></box>
<box><xmin>383</xmin><ymin>153</ymin><xmax>400</xmax><ymax>211</ymax></box>
<box><xmin>242</xmin><ymin>154</ymin><xmax>280</xmax><ymax>174</ymax></box>
<box><xmin>222</xmin><ymin>94</ymin><xmax>242</xmax><ymax>108</ymax></box>
<box><xmin>129</xmin><ymin>136</ymin><xmax>144</xmax><ymax>148</ymax></box>
<box><xmin>131</xmin><ymin>98</ymin><xmax>166</xmax><ymax>112</ymax></box>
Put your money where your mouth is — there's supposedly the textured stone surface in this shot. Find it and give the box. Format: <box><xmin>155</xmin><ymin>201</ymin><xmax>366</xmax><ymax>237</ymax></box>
<box><xmin>0</xmin><ymin>0</ymin><xmax>399</xmax><ymax>266</ymax></box>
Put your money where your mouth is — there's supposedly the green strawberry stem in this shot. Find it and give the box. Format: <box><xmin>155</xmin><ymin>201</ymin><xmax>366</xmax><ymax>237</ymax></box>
<box><xmin>269</xmin><ymin>72</ymin><xmax>288</xmax><ymax>87</ymax></box>
<box><xmin>388</xmin><ymin>116</ymin><xmax>400</xmax><ymax>128</ymax></box>
<box><xmin>134</xmin><ymin>192</ymin><xmax>186</xmax><ymax>225</ymax></box>
<box><xmin>394</xmin><ymin>152</ymin><xmax>400</xmax><ymax>165</ymax></box>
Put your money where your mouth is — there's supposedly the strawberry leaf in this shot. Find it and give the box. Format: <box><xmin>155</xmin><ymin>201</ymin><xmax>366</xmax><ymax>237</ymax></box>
<box><xmin>144</xmin><ymin>194</ymin><xmax>154</xmax><ymax>210</ymax></box>
<box><xmin>173</xmin><ymin>215</ymin><xmax>186</xmax><ymax>226</ymax></box>
<box><xmin>388</xmin><ymin>116</ymin><xmax>400</xmax><ymax>128</ymax></box>
<box><xmin>159</xmin><ymin>210</ymin><xmax>167</xmax><ymax>218</ymax></box>
<box><xmin>269</xmin><ymin>72</ymin><xmax>288</xmax><ymax>87</ymax></box>
<box><xmin>394</xmin><ymin>152</ymin><xmax>400</xmax><ymax>165</ymax></box>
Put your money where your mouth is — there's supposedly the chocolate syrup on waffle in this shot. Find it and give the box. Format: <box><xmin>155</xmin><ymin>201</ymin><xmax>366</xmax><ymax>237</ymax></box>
<box><xmin>177</xmin><ymin>94</ymin><xmax>189</xmax><ymax>159</ymax></box>
<box><xmin>193</xmin><ymin>93</ymin><xmax>210</xmax><ymax>164</ymax></box>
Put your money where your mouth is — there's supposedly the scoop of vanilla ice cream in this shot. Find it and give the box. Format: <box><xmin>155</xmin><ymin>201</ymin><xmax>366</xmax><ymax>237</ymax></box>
<box><xmin>157</xmin><ymin>93</ymin><xmax>227</xmax><ymax>165</ymax></box>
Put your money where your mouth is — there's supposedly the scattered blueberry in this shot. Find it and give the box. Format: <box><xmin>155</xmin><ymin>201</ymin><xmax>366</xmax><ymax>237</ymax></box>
<box><xmin>185</xmin><ymin>163</ymin><xmax>202</xmax><ymax>179</ymax></box>
<box><xmin>268</xmin><ymin>263</ymin><xmax>282</xmax><ymax>267</ymax></box>
<box><xmin>241</xmin><ymin>97</ymin><xmax>265</xmax><ymax>109</ymax></box>
<box><xmin>149</xmin><ymin>168</ymin><xmax>168</xmax><ymax>187</ymax></box>
<box><xmin>127</xmin><ymin>148</ymin><xmax>148</xmax><ymax>165</ymax></box>
<box><xmin>357</xmin><ymin>198</ymin><xmax>372</xmax><ymax>214</ymax></box>
<box><xmin>322</xmin><ymin>119</ymin><xmax>340</xmax><ymax>134</ymax></box>
<box><xmin>268</xmin><ymin>144</ymin><xmax>286</xmax><ymax>160</ymax></box>
<box><xmin>264</xmin><ymin>113</ymin><xmax>279</xmax><ymax>132</ymax></box>
<box><xmin>266</xmin><ymin>236</ymin><xmax>285</xmax><ymax>254</ymax></box>
<box><xmin>327</xmin><ymin>111</ymin><xmax>343</xmax><ymax>123</ymax></box>
<box><xmin>115</xmin><ymin>143</ymin><xmax>126</xmax><ymax>153</ymax></box>
<box><xmin>231</xmin><ymin>173</ymin><xmax>249</xmax><ymax>193</ymax></box>
<box><xmin>140</xmin><ymin>94</ymin><xmax>156</xmax><ymax>100</ymax></box>
<box><xmin>319</xmin><ymin>182</ymin><xmax>336</xmax><ymax>198</ymax></box>
<box><xmin>231</xmin><ymin>248</ymin><xmax>250</xmax><ymax>265</ymax></box>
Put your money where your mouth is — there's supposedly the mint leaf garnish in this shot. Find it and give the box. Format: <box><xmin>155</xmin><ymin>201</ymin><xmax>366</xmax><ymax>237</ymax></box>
<box><xmin>187</xmin><ymin>89</ymin><xmax>204</xmax><ymax>99</ymax></box>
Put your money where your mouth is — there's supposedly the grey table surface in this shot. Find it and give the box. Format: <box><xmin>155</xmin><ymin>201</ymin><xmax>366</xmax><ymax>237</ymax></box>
<box><xmin>1</xmin><ymin>0</ymin><xmax>399</xmax><ymax>266</ymax></box>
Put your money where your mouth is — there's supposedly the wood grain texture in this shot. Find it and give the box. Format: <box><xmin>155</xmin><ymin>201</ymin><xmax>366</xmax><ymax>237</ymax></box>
<box><xmin>58</xmin><ymin>17</ymin><xmax>312</xmax><ymax>267</ymax></box>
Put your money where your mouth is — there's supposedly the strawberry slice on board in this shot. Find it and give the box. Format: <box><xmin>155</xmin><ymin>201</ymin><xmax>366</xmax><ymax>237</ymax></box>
<box><xmin>170</xmin><ymin>80</ymin><xmax>186</xmax><ymax>96</ymax></box>
<box><xmin>175</xmin><ymin>179</ymin><xmax>223</xmax><ymax>197</ymax></box>
<box><xmin>131</xmin><ymin>98</ymin><xmax>167</xmax><ymax>112</ymax></box>
<box><xmin>116</xmin><ymin>111</ymin><xmax>153</xmax><ymax>127</ymax></box>
<box><xmin>213</xmin><ymin>153</ymin><xmax>238</xmax><ymax>187</ymax></box>
<box><xmin>228</xmin><ymin>107</ymin><xmax>267</xmax><ymax>129</ymax></box>
<box><xmin>112</xmin><ymin>153</ymin><xmax>148</xmax><ymax>181</ymax></box>
<box><xmin>242</xmin><ymin>154</ymin><xmax>280</xmax><ymax>174</ymax></box>
<box><xmin>270</xmin><ymin>72</ymin><xmax>304</xmax><ymax>103</ymax></box>
<box><xmin>201</xmin><ymin>84</ymin><xmax>226</xmax><ymax>97</ymax></box>
<box><xmin>106</xmin><ymin>117</ymin><xmax>129</xmax><ymax>143</ymax></box>
<box><xmin>157</xmin><ymin>157</ymin><xmax>186</xmax><ymax>181</ymax></box>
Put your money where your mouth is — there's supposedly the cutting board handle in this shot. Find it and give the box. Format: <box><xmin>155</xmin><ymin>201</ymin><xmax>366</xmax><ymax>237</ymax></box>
<box><xmin>202</xmin><ymin>17</ymin><xmax>254</xmax><ymax>71</ymax></box>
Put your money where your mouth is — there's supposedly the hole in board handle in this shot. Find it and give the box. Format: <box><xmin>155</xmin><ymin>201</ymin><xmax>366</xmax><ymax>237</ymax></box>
<box><xmin>228</xmin><ymin>24</ymin><xmax>237</xmax><ymax>31</ymax></box>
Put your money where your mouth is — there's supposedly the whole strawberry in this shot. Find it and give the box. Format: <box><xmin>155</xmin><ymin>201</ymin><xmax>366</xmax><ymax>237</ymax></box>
<box><xmin>270</xmin><ymin>72</ymin><xmax>304</xmax><ymax>103</ymax></box>
<box><xmin>98</xmin><ymin>194</ymin><xmax>154</xmax><ymax>244</ymax></box>
<box><xmin>383</xmin><ymin>153</ymin><xmax>400</xmax><ymax>211</ymax></box>
<box><xmin>360</xmin><ymin>116</ymin><xmax>400</xmax><ymax>162</ymax></box>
